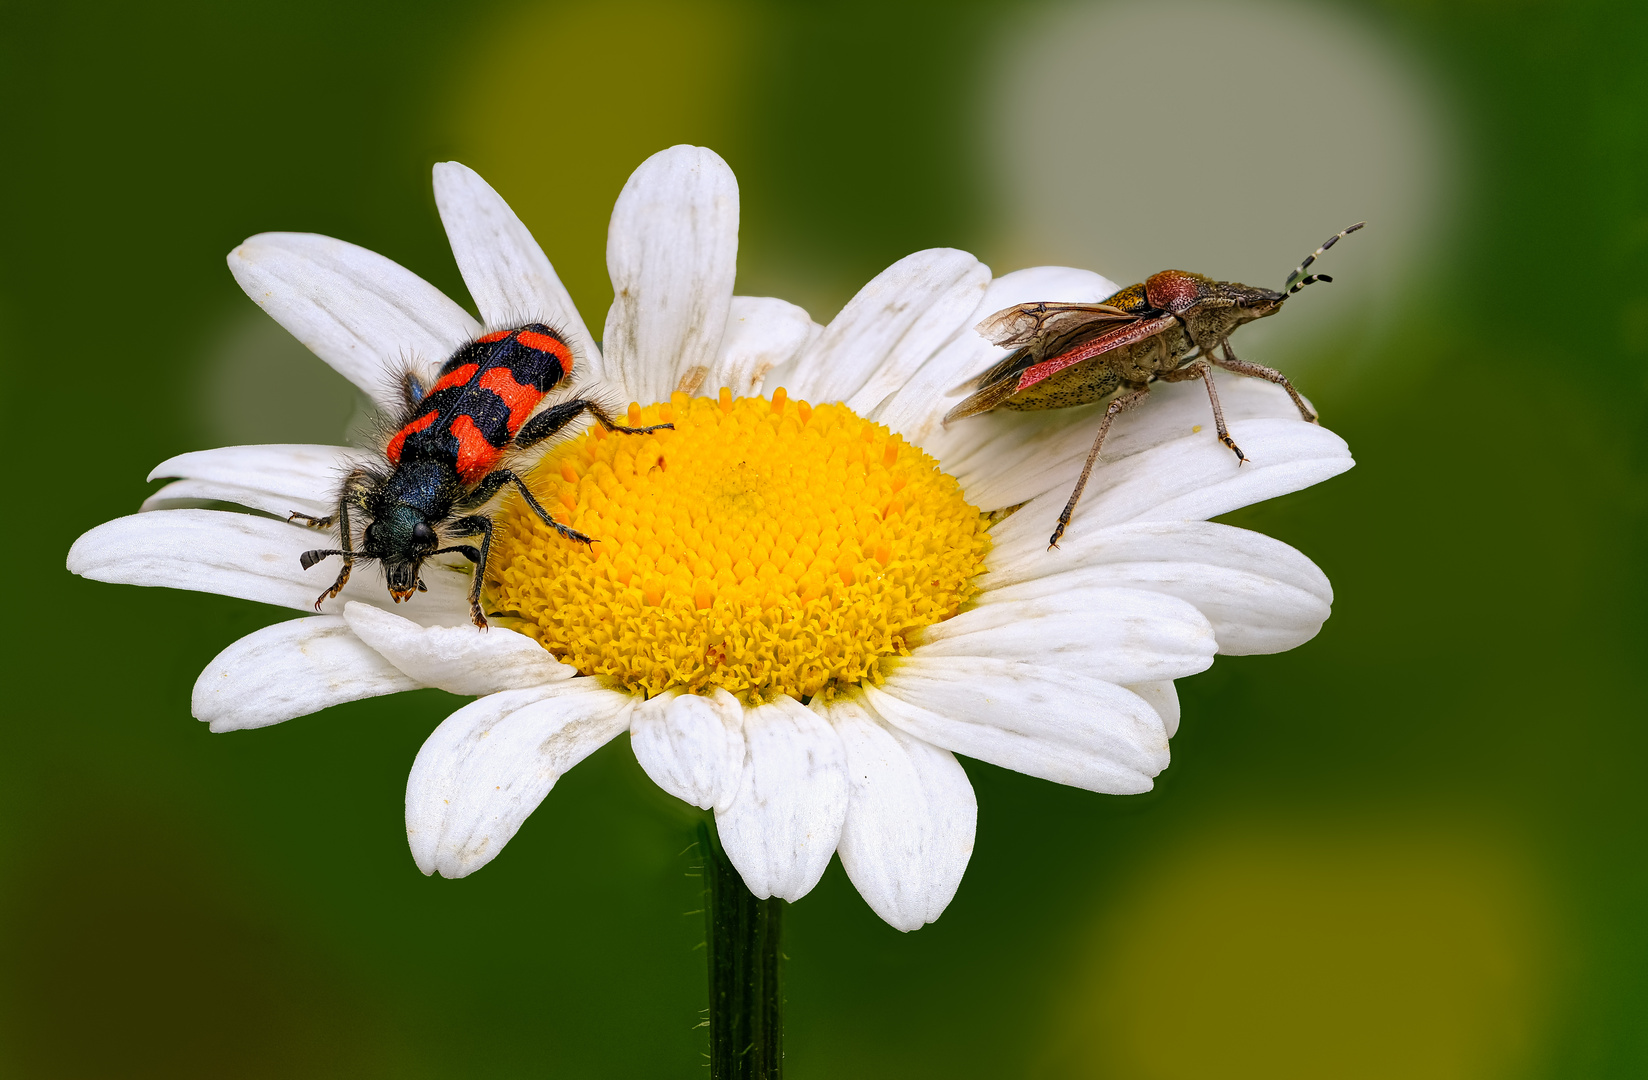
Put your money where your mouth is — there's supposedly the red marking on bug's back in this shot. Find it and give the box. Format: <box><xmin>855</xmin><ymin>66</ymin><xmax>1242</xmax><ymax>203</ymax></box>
<box><xmin>1015</xmin><ymin>315</ymin><xmax>1179</xmax><ymax>391</ymax></box>
<box><xmin>386</xmin><ymin>410</ymin><xmax>438</xmax><ymax>464</ymax></box>
<box><xmin>475</xmin><ymin>329</ymin><xmax>512</xmax><ymax>343</ymax></box>
<box><xmin>1144</xmin><ymin>270</ymin><xmax>1200</xmax><ymax>310</ymax></box>
<box><xmin>451</xmin><ymin>413</ymin><xmax>502</xmax><ymax>484</ymax></box>
<box><xmin>429</xmin><ymin>363</ymin><xmax>479</xmax><ymax>395</ymax></box>
<box><xmin>478</xmin><ymin>365</ymin><xmax>544</xmax><ymax>433</ymax></box>
<box><xmin>515</xmin><ymin>329</ymin><xmax>573</xmax><ymax>374</ymax></box>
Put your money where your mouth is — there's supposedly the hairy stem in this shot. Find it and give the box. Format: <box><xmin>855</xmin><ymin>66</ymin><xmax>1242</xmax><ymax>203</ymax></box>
<box><xmin>699</xmin><ymin>819</ymin><xmax>783</xmax><ymax>1078</ymax></box>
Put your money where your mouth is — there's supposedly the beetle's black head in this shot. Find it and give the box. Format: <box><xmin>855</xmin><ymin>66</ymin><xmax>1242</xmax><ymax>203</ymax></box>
<box><xmin>365</xmin><ymin>504</ymin><xmax>439</xmax><ymax>602</ymax></box>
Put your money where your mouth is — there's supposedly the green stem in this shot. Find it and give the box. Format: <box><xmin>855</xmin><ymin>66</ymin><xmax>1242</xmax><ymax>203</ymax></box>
<box><xmin>699</xmin><ymin>819</ymin><xmax>784</xmax><ymax>1079</ymax></box>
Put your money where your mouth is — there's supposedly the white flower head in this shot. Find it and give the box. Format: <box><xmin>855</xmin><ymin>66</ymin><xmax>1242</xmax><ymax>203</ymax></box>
<box><xmin>67</xmin><ymin>146</ymin><xmax>1352</xmax><ymax>932</ymax></box>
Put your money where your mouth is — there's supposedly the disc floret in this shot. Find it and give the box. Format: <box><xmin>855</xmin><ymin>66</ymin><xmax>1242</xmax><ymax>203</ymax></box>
<box><xmin>485</xmin><ymin>389</ymin><xmax>991</xmax><ymax>703</ymax></box>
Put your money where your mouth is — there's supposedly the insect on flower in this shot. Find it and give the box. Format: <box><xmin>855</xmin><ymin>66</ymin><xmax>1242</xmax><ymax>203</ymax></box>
<box><xmin>946</xmin><ymin>223</ymin><xmax>1364</xmax><ymax>548</ymax></box>
<box><xmin>291</xmin><ymin>323</ymin><xmax>671</xmax><ymax>628</ymax></box>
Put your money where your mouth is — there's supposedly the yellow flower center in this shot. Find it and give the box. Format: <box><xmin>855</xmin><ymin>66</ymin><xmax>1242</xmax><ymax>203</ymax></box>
<box><xmin>484</xmin><ymin>388</ymin><xmax>990</xmax><ymax>704</ymax></box>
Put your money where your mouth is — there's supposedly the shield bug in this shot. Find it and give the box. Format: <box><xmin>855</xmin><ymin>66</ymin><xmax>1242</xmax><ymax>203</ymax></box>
<box><xmin>290</xmin><ymin>323</ymin><xmax>670</xmax><ymax>628</ymax></box>
<box><xmin>946</xmin><ymin>223</ymin><xmax>1363</xmax><ymax>548</ymax></box>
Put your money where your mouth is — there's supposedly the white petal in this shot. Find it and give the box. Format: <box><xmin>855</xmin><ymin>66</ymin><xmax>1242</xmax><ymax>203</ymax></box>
<box><xmin>67</xmin><ymin>509</ymin><xmax>471</xmax><ymax>624</ymax></box>
<box><xmin>629</xmin><ymin>688</ymin><xmax>747</xmax><ymax>812</ymax></box>
<box><xmin>228</xmin><ymin>233</ymin><xmax>480</xmax><ymax>409</ymax></box>
<box><xmin>343</xmin><ymin>601</ymin><xmax>572</xmax><ymax>695</ymax></box>
<box><xmin>192</xmin><ymin>616</ymin><xmax>418</xmax><ymax>732</ymax></box>
<box><xmin>914</xmin><ymin>588</ymin><xmax>1216</xmax><ymax>685</ymax></box>
<box><xmin>980</xmin><ymin>417</ymin><xmax>1352</xmax><ymax>544</ymax></box>
<box><xmin>142</xmin><ymin>443</ymin><xmax>368</xmax><ymax>517</ymax></box>
<box><xmin>877</xmin><ymin>265</ymin><xmax>1118</xmax><ymax>448</ymax></box>
<box><xmin>1125</xmin><ymin>681</ymin><xmax>1181</xmax><ymax>739</ymax></box>
<box><xmin>687</xmin><ymin>295</ymin><xmax>818</xmax><ymax>398</ymax></box>
<box><xmin>715</xmin><ymin>696</ymin><xmax>848</xmax><ymax>902</ymax></box>
<box><xmin>602</xmin><ymin>145</ymin><xmax>739</xmax><ymax>403</ymax></box>
<box><xmin>829</xmin><ymin>696</ymin><xmax>976</xmax><ymax>932</ymax></box>
<box><xmin>981</xmin><ymin>521</ymin><xmax>1332</xmax><ymax>655</ymax></box>
<box><xmin>405</xmin><ymin>680</ymin><xmax>634</xmax><ymax>877</ymax></box>
<box><xmin>431</xmin><ymin>162</ymin><xmax>601</xmax><ymax>370</ymax></box>
<box><xmin>786</xmin><ymin>249</ymin><xmax>989</xmax><ymax>411</ymax></box>
<box><xmin>867</xmin><ymin>657</ymin><xmax>1169</xmax><ymax>794</ymax></box>
<box><xmin>940</xmin><ymin>371</ymin><xmax>1323</xmax><ymax>512</ymax></box>
<box><xmin>988</xmin><ymin>519</ymin><xmax>1330</xmax><ymax>599</ymax></box>
<box><xmin>142</xmin><ymin>478</ymin><xmax>333</xmax><ymax>518</ymax></box>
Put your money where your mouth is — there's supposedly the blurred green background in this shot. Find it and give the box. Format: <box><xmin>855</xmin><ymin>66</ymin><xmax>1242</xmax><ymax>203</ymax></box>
<box><xmin>3</xmin><ymin>0</ymin><xmax>1646</xmax><ymax>1076</ymax></box>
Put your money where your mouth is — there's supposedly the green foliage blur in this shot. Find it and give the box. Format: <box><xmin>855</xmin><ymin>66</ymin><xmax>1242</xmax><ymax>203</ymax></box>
<box><xmin>3</xmin><ymin>0</ymin><xmax>1646</xmax><ymax>1076</ymax></box>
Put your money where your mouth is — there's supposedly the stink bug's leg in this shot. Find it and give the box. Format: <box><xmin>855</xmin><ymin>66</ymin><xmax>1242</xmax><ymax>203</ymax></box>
<box><xmin>441</xmin><ymin>515</ymin><xmax>495</xmax><ymax>629</ymax></box>
<box><xmin>1164</xmin><ymin>359</ymin><xmax>1245</xmax><ymax>463</ymax></box>
<box><xmin>516</xmin><ymin>398</ymin><xmax>674</xmax><ymax>450</ymax></box>
<box><xmin>288</xmin><ymin>511</ymin><xmax>336</xmax><ymax>530</ymax></box>
<box><xmin>1213</xmin><ymin>342</ymin><xmax>1318</xmax><ymax>424</ymax></box>
<box><xmin>1049</xmin><ymin>385</ymin><xmax>1150</xmax><ymax>549</ymax></box>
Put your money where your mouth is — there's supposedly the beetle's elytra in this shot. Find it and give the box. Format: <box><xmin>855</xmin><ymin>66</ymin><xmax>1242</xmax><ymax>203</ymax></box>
<box><xmin>947</xmin><ymin>223</ymin><xmax>1363</xmax><ymax>548</ymax></box>
<box><xmin>292</xmin><ymin>323</ymin><xmax>671</xmax><ymax>628</ymax></box>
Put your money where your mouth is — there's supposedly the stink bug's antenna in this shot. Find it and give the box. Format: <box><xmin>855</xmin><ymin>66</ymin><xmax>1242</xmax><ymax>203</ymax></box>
<box><xmin>1283</xmin><ymin>221</ymin><xmax>1365</xmax><ymax>295</ymax></box>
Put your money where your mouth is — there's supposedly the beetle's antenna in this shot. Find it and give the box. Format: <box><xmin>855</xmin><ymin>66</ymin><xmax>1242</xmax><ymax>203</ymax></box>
<box><xmin>1283</xmin><ymin>221</ymin><xmax>1365</xmax><ymax>294</ymax></box>
<box><xmin>299</xmin><ymin>548</ymin><xmax>353</xmax><ymax>569</ymax></box>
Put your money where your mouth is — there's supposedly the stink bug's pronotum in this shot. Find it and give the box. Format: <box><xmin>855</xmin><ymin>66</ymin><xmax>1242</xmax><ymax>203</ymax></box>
<box><xmin>946</xmin><ymin>223</ymin><xmax>1364</xmax><ymax>547</ymax></box>
<box><xmin>291</xmin><ymin>323</ymin><xmax>670</xmax><ymax>628</ymax></box>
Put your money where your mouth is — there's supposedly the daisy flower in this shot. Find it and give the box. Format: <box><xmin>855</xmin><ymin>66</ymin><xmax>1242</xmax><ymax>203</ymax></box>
<box><xmin>67</xmin><ymin>145</ymin><xmax>1352</xmax><ymax>931</ymax></box>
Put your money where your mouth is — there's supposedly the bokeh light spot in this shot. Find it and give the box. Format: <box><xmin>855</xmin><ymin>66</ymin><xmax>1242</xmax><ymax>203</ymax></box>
<box><xmin>1043</xmin><ymin>821</ymin><xmax>1552</xmax><ymax>1079</ymax></box>
<box><xmin>982</xmin><ymin>0</ymin><xmax>1451</xmax><ymax>373</ymax></box>
<box><xmin>443</xmin><ymin>0</ymin><xmax>756</xmax><ymax>326</ymax></box>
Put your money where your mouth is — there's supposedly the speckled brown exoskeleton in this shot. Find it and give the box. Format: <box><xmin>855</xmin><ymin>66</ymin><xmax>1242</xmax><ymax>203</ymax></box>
<box><xmin>945</xmin><ymin>223</ymin><xmax>1363</xmax><ymax>547</ymax></box>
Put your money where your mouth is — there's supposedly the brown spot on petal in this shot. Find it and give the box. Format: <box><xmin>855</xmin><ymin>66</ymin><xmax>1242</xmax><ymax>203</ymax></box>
<box><xmin>675</xmin><ymin>365</ymin><xmax>709</xmax><ymax>395</ymax></box>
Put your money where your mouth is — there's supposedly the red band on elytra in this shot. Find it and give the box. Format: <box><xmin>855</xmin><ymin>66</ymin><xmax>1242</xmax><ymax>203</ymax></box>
<box><xmin>429</xmin><ymin>363</ymin><xmax>479</xmax><ymax>395</ymax></box>
<box><xmin>451</xmin><ymin>413</ymin><xmax>502</xmax><ymax>484</ymax></box>
<box><xmin>385</xmin><ymin>410</ymin><xmax>438</xmax><ymax>464</ymax></box>
<box><xmin>515</xmin><ymin>329</ymin><xmax>573</xmax><ymax>374</ymax></box>
<box><xmin>478</xmin><ymin>365</ymin><xmax>544</xmax><ymax>434</ymax></box>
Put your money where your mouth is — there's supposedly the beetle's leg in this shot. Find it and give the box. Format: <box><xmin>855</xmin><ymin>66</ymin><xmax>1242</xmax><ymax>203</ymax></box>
<box><xmin>401</xmin><ymin>370</ymin><xmax>429</xmax><ymax>409</ymax></box>
<box><xmin>289</xmin><ymin>469</ymin><xmax>373</xmax><ymax>531</ymax></box>
<box><xmin>1049</xmin><ymin>385</ymin><xmax>1151</xmax><ymax>549</ymax></box>
<box><xmin>1162</xmin><ymin>358</ymin><xmax>1245</xmax><ymax>464</ymax></box>
<box><xmin>463</xmin><ymin>468</ymin><xmax>593</xmax><ymax>546</ymax></box>
<box><xmin>1212</xmin><ymin>342</ymin><xmax>1318</xmax><ymax>424</ymax></box>
<box><xmin>293</xmin><ymin>468</ymin><xmax>375</xmax><ymax>608</ymax></box>
<box><xmin>439</xmin><ymin>514</ymin><xmax>495</xmax><ymax>629</ymax></box>
<box><xmin>516</xmin><ymin>398</ymin><xmax>673</xmax><ymax>450</ymax></box>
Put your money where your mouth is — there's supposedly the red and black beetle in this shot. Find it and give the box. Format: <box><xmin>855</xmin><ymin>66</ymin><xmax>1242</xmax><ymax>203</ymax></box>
<box><xmin>291</xmin><ymin>323</ymin><xmax>669</xmax><ymax>628</ymax></box>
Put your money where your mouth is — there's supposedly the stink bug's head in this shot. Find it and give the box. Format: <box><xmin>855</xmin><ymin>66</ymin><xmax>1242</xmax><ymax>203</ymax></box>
<box><xmin>1229</xmin><ymin>281</ymin><xmax>1289</xmax><ymax>322</ymax></box>
<box><xmin>1145</xmin><ymin>270</ymin><xmax>1286</xmax><ymax>322</ymax></box>
<box><xmin>366</xmin><ymin>504</ymin><xmax>439</xmax><ymax>602</ymax></box>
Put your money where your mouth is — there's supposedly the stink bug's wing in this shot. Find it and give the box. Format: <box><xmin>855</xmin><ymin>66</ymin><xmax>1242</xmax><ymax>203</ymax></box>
<box><xmin>943</xmin><ymin>369</ymin><xmax>1025</xmax><ymax>424</ymax></box>
<box><xmin>974</xmin><ymin>302</ymin><xmax>1134</xmax><ymax>349</ymax></box>
<box><xmin>955</xmin><ymin>303</ymin><xmax>1141</xmax><ymax>395</ymax></box>
<box><xmin>1013</xmin><ymin>314</ymin><xmax>1179</xmax><ymax>392</ymax></box>
<box><xmin>945</xmin><ymin>304</ymin><xmax>1163</xmax><ymax>424</ymax></box>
